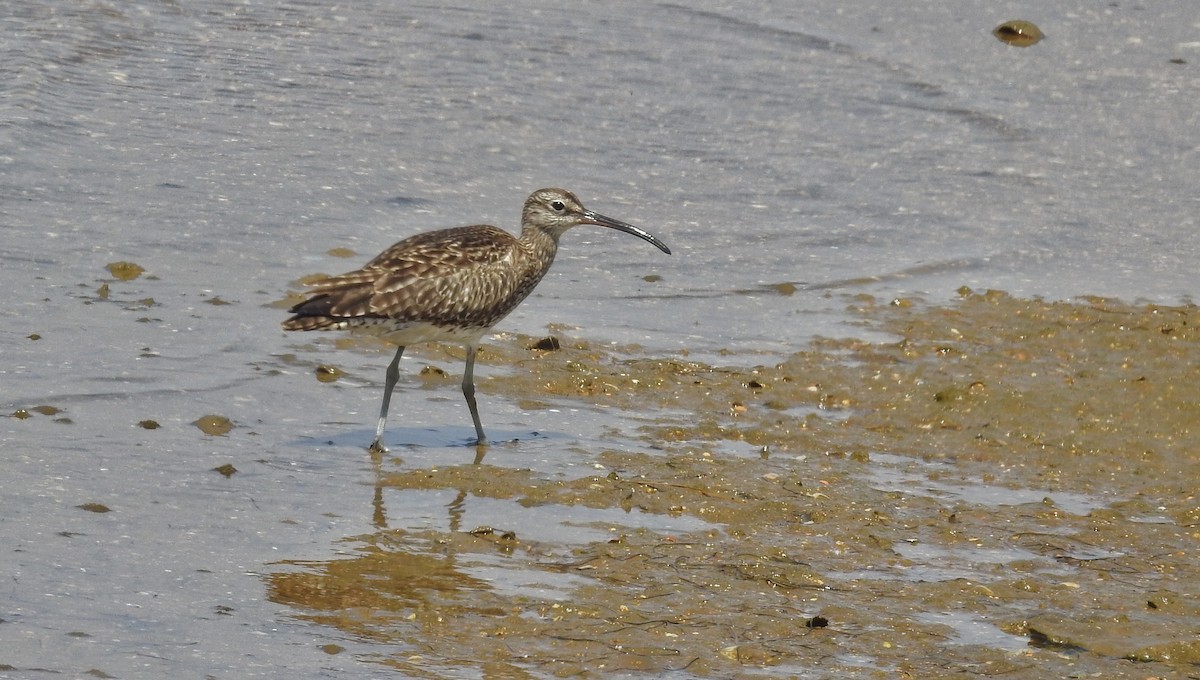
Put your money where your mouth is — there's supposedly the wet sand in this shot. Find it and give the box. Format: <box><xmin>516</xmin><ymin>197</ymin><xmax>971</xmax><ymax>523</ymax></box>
<box><xmin>266</xmin><ymin>290</ymin><xmax>1200</xmax><ymax>678</ymax></box>
<box><xmin>7</xmin><ymin>2</ymin><xmax>1200</xmax><ymax>677</ymax></box>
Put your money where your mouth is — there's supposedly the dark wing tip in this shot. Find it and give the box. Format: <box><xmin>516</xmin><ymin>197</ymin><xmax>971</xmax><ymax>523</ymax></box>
<box><xmin>283</xmin><ymin>294</ymin><xmax>345</xmax><ymax>331</ymax></box>
<box><xmin>282</xmin><ymin>315</ymin><xmax>336</xmax><ymax>331</ymax></box>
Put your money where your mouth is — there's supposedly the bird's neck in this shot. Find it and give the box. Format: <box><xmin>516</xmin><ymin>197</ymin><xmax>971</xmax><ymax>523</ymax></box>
<box><xmin>517</xmin><ymin>227</ymin><xmax>560</xmax><ymax>279</ymax></box>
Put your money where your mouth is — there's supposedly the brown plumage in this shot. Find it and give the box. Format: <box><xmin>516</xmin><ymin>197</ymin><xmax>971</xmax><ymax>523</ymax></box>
<box><xmin>283</xmin><ymin>188</ymin><xmax>671</xmax><ymax>451</ymax></box>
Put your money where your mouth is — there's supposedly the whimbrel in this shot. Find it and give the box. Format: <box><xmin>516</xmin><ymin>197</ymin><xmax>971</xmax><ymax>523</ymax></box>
<box><xmin>283</xmin><ymin>188</ymin><xmax>671</xmax><ymax>451</ymax></box>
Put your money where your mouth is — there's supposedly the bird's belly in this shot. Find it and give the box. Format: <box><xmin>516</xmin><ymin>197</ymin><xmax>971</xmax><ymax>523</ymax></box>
<box><xmin>346</xmin><ymin>318</ymin><xmax>491</xmax><ymax>346</ymax></box>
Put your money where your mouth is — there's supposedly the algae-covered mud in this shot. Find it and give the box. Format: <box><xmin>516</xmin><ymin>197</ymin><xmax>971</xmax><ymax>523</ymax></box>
<box><xmin>268</xmin><ymin>291</ymin><xmax>1200</xmax><ymax>678</ymax></box>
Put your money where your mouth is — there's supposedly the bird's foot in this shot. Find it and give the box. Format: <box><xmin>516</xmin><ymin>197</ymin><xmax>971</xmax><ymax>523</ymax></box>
<box><xmin>471</xmin><ymin>439</ymin><xmax>488</xmax><ymax>465</ymax></box>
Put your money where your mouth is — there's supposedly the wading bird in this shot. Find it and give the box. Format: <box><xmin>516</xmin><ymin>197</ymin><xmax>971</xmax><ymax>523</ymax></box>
<box><xmin>283</xmin><ymin>188</ymin><xmax>671</xmax><ymax>451</ymax></box>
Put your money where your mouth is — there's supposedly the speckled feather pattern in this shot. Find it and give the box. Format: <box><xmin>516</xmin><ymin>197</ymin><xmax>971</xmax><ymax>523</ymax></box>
<box><xmin>281</xmin><ymin>188</ymin><xmax>669</xmax><ymax>449</ymax></box>
<box><xmin>283</xmin><ymin>187</ymin><xmax>669</xmax><ymax>350</ymax></box>
<box><xmin>283</xmin><ymin>221</ymin><xmax>557</xmax><ymax>344</ymax></box>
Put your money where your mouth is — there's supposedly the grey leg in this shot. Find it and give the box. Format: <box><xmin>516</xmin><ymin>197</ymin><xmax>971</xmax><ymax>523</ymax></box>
<box><xmin>369</xmin><ymin>345</ymin><xmax>405</xmax><ymax>452</ymax></box>
<box><xmin>462</xmin><ymin>344</ymin><xmax>488</xmax><ymax>445</ymax></box>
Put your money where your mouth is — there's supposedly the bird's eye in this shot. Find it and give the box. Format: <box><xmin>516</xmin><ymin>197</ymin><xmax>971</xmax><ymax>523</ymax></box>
<box><xmin>550</xmin><ymin>200</ymin><xmax>565</xmax><ymax>212</ymax></box>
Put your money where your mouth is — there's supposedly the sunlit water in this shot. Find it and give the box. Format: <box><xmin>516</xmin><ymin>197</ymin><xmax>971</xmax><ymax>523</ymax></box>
<box><xmin>4</xmin><ymin>1</ymin><xmax>1198</xmax><ymax>677</ymax></box>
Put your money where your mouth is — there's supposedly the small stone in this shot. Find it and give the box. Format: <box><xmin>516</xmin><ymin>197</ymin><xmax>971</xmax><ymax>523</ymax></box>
<box><xmin>315</xmin><ymin>364</ymin><xmax>343</xmax><ymax>383</ymax></box>
<box><xmin>993</xmin><ymin>20</ymin><xmax>1044</xmax><ymax>47</ymax></box>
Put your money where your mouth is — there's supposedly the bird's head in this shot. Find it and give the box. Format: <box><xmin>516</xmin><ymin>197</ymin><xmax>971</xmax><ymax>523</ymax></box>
<box><xmin>522</xmin><ymin>188</ymin><xmax>671</xmax><ymax>254</ymax></box>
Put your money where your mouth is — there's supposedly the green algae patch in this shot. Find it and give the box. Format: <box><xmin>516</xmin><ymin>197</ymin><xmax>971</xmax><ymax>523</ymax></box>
<box><xmin>270</xmin><ymin>292</ymin><xmax>1200</xmax><ymax>678</ymax></box>
<box><xmin>105</xmin><ymin>261</ymin><xmax>145</xmax><ymax>281</ymax></box>
<box><xmin>193</xmin><ymin>414</ymin><xmax>233</xmax><ymax>436</ymax></box>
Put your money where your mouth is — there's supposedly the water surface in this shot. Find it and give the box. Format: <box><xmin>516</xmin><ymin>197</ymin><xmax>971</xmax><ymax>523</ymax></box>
<box><xmin>3</xmin><ymin>1</ymin><xmax>1198</xmax><ymax>677</ymax></box>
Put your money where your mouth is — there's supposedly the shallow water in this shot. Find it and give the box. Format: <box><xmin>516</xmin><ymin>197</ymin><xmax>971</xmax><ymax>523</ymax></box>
<box><xmin>4</xmin><ymin>1</ymin><xmax>1200</xmax><ymax>678</ymax></box>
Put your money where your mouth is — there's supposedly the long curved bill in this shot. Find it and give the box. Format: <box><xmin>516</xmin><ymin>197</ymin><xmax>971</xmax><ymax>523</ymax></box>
<box><xmin>581</xmin><ymin>210</ymin><xmax>672</xmax><ymax>255</ymax></box>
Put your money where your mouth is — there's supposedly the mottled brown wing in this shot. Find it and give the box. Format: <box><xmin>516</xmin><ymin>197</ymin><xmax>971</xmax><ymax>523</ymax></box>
<box><xmin>286</xmin><ymin>225</ymin><xmax>526</xmax><ymax>328</ymax></box>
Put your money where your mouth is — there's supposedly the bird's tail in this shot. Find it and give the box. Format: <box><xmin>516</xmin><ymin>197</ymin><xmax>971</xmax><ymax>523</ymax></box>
<box><xmin>281</xmin><ymin>315</ymin><xmax>343</xmax><ymax>332</ymax></box>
